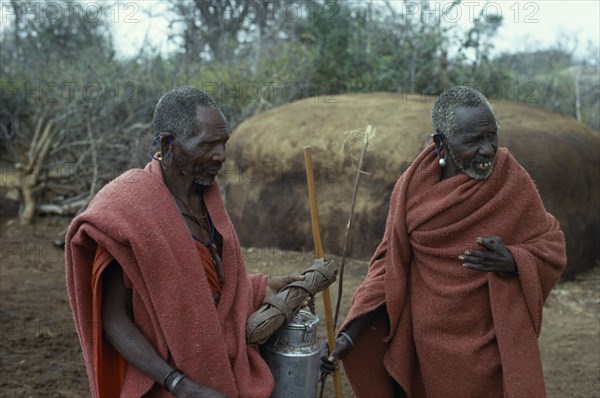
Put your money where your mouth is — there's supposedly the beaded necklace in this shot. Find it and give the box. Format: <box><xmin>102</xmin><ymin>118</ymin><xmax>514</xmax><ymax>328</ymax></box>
<box><xmin>169</xmin><ymin>188</ymin><xmax>225</xmax><ymax>285</ymax></box>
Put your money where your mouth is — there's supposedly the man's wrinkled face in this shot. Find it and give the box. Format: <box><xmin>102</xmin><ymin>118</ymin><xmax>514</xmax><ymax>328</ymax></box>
<box><xmin>174</xmin><ymin>106</ymin><xmax>229</xmax><ymax>185</ymax></box>
<box><xmin>445</xmin><ymin>105</ymin><xmax>499</xmax><ymax>180</ymax></box>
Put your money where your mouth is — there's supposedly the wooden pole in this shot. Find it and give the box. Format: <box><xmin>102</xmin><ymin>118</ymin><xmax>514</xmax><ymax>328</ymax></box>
<box><xmin>304</xmin><ymin>147</ymin><xmax>343</xmax><ymax>398</ymax></box>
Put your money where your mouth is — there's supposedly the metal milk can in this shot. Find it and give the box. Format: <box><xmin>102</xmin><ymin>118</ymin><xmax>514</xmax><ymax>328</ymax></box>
<box><xmin>261</xmin><ymin>310</ymin><xmax>321</xmax><ymax>398</ymax></box>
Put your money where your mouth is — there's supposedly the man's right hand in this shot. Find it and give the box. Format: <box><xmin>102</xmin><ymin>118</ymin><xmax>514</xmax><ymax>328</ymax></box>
<box><xmin>320</xmin><ymin>335</ymin><xmax>353</xmax><ymax>375</ymax></box>
<box><xmin>173</xmin><ymin>377</ymin><xmax>228</xmax><ymax>398</ymax></box>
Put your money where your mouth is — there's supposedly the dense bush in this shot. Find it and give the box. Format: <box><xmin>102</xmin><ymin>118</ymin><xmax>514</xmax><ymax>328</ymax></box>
<box><xmin>0</xmin><ymin>0</ymin><xmax>597</xmax><ymax>223</ymax></box>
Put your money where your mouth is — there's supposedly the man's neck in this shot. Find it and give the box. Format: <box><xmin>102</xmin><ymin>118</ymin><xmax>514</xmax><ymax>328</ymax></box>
<box><xmin>162</xmin><ymin>164</ymin><xmax>199</xmax><ymax>202</ymax></box>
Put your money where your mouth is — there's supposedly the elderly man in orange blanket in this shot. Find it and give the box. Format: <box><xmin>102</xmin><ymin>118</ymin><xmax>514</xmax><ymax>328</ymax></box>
<box><xmin>65</xmin><ymin>87</ymin><xmax>303</xmax><ymax>398</ymax></box>
<box><xmin>323</xmin><ymin>86</ymin><xmax>567</xmax><ymax>397</ymax></box>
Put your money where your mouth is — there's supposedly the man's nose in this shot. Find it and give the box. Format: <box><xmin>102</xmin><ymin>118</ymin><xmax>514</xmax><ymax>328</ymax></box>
<box><xmin>212</xmin><ymin>144</ymin><xmax>226</xmax><ymax>162</ymax></box>
<box><xmin>479</xmin><ymin>140</ymin><xmax>495</xmax><ymax>157</ymax></box>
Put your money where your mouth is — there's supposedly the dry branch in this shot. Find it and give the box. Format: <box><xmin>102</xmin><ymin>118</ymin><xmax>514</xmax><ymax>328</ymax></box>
<box><xmin>37</xmin><ymin>199</ymin><xmax>90</xmax><ymax>216</ymax></box>
<box><xmin>19</xmin><ymin>117</ymin><xmax>57</xmax><ymax>224</ymax></box>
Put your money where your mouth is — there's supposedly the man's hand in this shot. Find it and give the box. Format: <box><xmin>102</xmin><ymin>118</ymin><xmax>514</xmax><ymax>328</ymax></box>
<box><xmin>459</xmin><ymin>236</ymin><xmax>517</xmax><ymax>274</ymax></box>
<box><xmin>265</xmin><ymin>274</ymin><xmax>305</xmax><ymax>296</ymax></box>
<box><xmin>320</xmin><ymin>335</ymin><xmax>353</xmax><ymax>375</ymax></box>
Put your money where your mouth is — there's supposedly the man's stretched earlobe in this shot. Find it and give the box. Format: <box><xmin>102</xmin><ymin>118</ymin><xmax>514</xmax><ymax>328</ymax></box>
<box><xmin>431</xmin><ymin>133</ymin><xmax>446</xmax><ymax>167</ymax></box>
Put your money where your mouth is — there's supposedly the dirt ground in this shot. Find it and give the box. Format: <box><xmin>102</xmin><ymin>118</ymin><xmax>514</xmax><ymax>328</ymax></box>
<box><xmin>0</xmin><ymin>214</ymin><xmax>598</xmax><ymax>398</ymax></box>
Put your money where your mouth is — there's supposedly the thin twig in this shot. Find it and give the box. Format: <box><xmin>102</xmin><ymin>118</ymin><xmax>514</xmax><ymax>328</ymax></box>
<box><xmin>31</xmin><ymin>120</ymin><xmax>55</xmax><ymax>180</ymax></box>
<box><xmin>318</xmin><ymin>372</ymin><xmax>327</xmax><ymax>398</ymax></box>
<box><xmin>27</xmin><ymin>114</ymin><xmax>45</xmax><ymax>170</ymax></box>
<box><xmin>85</xmin><ymin>116</ymin><xmax>99</xmax><ymax>213</ymax></box>
<box><xmin>334</xmin><ymin>126</ymin><xmax>372</xmax><ymax>330</ymax></box>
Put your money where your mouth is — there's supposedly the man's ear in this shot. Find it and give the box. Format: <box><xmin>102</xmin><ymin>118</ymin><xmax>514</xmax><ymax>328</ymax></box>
<box><xmin>156</xmin><ymin>134</ymin><xmax>175</xmax><ymax>163</ymax></box>
<box><xmin>160</xmin><ymin>134</ymin><xmax>174</xmax><ymax>153</ymax></box>
<box><xmin>431</xmin><ymin>133</ymin><xmax>444</xmax><ymax>148</ymax></box>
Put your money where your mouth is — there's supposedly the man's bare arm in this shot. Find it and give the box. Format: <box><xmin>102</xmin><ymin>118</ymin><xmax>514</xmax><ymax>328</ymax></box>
<box><xmin>321</xmin><ymin>306</ymin><xmax>387</xmax><ymax>373</ymax></box>
<box><xmin>101</xmin><ymin>261</ymin><xmax>227</xmax><ymax>397</ymax></box>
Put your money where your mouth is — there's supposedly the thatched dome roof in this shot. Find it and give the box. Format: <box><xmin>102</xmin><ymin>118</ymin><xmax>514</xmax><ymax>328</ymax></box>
<box><xmin>223</xmin><ymin>92</ymin><xmax>599</xmax><ymax>279</ymax></box>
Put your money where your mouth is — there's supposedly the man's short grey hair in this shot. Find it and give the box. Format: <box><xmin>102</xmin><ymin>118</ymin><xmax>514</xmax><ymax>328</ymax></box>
<box><xmin>152</xmin><ymin>86</ymin><xmax>218</xmax><ymax>138</ymax></box>
<box><xmin>431</xmin><ymin>86</ymin><xmax>496</xmax><ymax>137</ymax></box>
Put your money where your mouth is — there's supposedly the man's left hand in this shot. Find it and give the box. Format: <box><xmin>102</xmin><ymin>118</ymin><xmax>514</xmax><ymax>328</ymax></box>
<box><xmin>265</xmin><ymin>274</ymin><xmax>305</xmax><ymax>296</ymax></box>
<box><xmin>459</xmin><ymin>236</ymin><xmax>517</xmax><ymax>274</ymax></box>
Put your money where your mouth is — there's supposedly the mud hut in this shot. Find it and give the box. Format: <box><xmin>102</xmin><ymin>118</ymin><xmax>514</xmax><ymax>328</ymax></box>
<box><xmin>223</xmin><ymin>92</ymin><xmax>599</xmax><ymax>279</ymax></box>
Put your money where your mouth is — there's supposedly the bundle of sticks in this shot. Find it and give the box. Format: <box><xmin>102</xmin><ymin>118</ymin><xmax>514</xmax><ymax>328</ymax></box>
<box><xmin>246</xmin><ymin>258</ymin><xmax>338</xmax><ymax>345</ymax></box>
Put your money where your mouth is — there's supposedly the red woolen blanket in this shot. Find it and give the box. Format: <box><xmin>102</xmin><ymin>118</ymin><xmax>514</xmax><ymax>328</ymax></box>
<box><xmin>341</xmin><ymin>146</ymin><xmax>566</xmax><ymax>398</ymax></box>
<box><xmin>65</xmin><ymin>160</ymin><xmax>273</xmax><ymax>397</ymax></box>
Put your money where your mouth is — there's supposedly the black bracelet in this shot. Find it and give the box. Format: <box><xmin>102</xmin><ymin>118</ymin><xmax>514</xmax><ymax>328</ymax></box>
<box><xmin>163</xmin><ymin>368</ymin><xmax>180</xmax><ymax>391</ymax></box>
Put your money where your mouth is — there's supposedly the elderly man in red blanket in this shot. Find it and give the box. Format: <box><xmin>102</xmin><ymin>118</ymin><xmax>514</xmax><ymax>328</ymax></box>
<box><xmin>323</xmin><ymin>86</ymin><xmax>567</xmax><ymax>398</ymax></box>
<box><xmin>65</xmin><ymin>87</ymin><xmax>303</xmax><ymax>397</ymax></box>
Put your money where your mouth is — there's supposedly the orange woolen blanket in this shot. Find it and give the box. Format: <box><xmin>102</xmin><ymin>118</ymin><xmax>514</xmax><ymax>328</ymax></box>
<box><xmin>65</xmin><ymin>159</ymin><xmax>273</xmax><ymax>397</ymax></box>
<box><xmin>341</xmin><ymin>146</ymin><xmax>566</xmax><ymax>398</ymax></box>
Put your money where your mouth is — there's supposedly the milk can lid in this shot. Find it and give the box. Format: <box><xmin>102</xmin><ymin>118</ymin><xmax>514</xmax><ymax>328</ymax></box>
<box><xmin>286</xmin><ymin>310</ymin><xmax>319</xmax><ymax>330</ymax></box>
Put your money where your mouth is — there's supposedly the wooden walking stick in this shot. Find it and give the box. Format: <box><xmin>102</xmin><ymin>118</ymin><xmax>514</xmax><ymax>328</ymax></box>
<box><xmin>304</xmin><ymin>147</ymin><xmax>343</xmax><ymax>398</ymax></box>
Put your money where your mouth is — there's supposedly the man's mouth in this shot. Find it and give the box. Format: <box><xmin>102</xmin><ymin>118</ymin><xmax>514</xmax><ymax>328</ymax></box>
<box><xmin>201</xmin><ymin>163</ymin><xmax>222</xmax><ymax>174</ymax></box>
<box><xmin>473</xmin><ymin>160</ymin><xmax>493</xmax><ymax>170</ymax></box>
<box><xmin>206</xmin><ymin>167</ymin><xmax>221</xmax><ymax>175</ymax></box>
